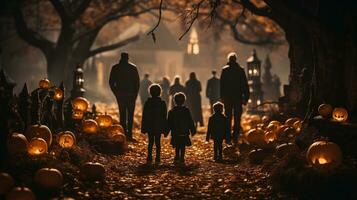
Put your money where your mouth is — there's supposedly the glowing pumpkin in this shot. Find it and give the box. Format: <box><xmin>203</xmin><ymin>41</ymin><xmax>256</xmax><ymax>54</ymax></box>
<box><xmin>35</xmin><ymin>168</ymin><xmax>63</xmax><ymax>189</ymax></box>
<box><xmin>306</xmin><ymin>140</ymin><xmax>342</xmax><ymax>169</ymax></box>
<box><xmin>6</xmin><ymin>187</ymin><xmax>35</xmax><ymax>200</ymax></box>
<box><xmin>276</xmin><ymin>143</ymin><xmax>299</xmax><ymax>158</ymax></box>
<box><xmin>0</xmin><ymin>173</ymin><xmax>14</xmax><ymax>195</ymax></box>
<box><xmin>57</xmin><ymin>131</ymin><xmax>76</xmax><ymax>148</ymax></box>
<box><xmin>246</xmin><ymin>128</ymin><xmax>266</xmax><ymax>146</ymax></box>
<box><xmin>293</xmin><ymin>120</ymin><xmax>303</xmax><ymax>133</ymax></box>
<box><xmin>25</xmin><ymin>124</ymin><xmax>52</xmax><ymax>146</ymax></box>
<box><xmin>264</xmin><ymin>131</ymin><xmax>276</xmax><ymax>143</ymax></box>
<box><xmin>72</xmin><ymin>97</ymin><xmax>89</xmax><ymax>112</ymax></box>
<box><xmin>72</xmin><ymin>109</ymin><xmax>84</xmax><ymax>120</ymax></box>
<box><xmin>269</xmin><ymin>120</ymin><xmax>281</xmax><ymax>127</ymax></box>
<box><xmin>7</xmin><ymin>133</ymin><xmax>28</xmax><ymax>155</ymax></box>
<box><xmin>266</xmin><ymin>123</ymin><xmax>280</xmax><ymax>134</ymax></box>
<box><xmin>82</xmin><ymin>119</ymin><xmax>98</xmax><ymax>134</ymax></box>
<box><xmin>28</xmin><ymin>137</ymin><xmax>48</xmax><ymax>156</ymax></box>
<box><xmin>96</xmin><ymin>114</ymin><xmax>113</xmax><ymax>129</ymax></box>
<box><xmin>53</xmin><ymin>88</ymin><xmax>63</xmax><ymax>101</ymax></box>
<box><xmin>106</xmin><ymin>124</ymin><xmax>125</xmax><ymax>138</ymax></box>
<box><xmin>80</xmin><ymin>162</ymin><xmax>105</xmax><ymax>180</ymax></box>
<box><xmin>318</xmin><ymin>104</ymin><xmax>333</xmax><ymax>118</ymax></box>
<box><xmin>39</xmin><ymin>78</ymin><xmax>50</xmax><ymax>89</ymax></box>
<box><xmin>332</xmin><ymin>107</ymin><xmax>348</xmax><ymax>122</ymax></box>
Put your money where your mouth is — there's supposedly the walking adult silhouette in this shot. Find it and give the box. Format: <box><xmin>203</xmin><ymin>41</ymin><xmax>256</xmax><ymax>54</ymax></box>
<box><xmin>160</xmin><ymin>76</ymin><xmax>170</xmax><ymax>106</ymax></box>
<box><xmin>169</xmin><ymin>76</ymin><xmax>185</xmax><ymax>108</ymax></box>
<box><xmin>185</xmin><ymin>72</ymin><xmax>204</xmax><ymax>126</ymax></box>
<box><xmin>109</xmin><ymin>52</ymin><xmax>140</xmax><ymax>141</ymax></box>
<box><xmin>206</xmin><ymin>70</ymin><xmax>220</xmax><ymax>113</ymax></box>
<box><xmin>139</xmin><ymin>73</ymin><xmax>152</xmax><ymax>108</ymax></box>
<box><xmin>220</xmin><ymin>52</ymin><xmax>250</xmax><ymax>144</ymax></box>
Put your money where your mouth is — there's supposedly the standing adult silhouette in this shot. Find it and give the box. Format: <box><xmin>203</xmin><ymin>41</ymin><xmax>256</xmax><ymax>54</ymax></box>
<box><xmin>160</xmin><ymin>76</ymin><xmax>170</xmax><ymax>106</ymax></box>
<box><xmin>220</xmin><ymin>52</ymin><xmax>250</xmax><ymax>145</ymax></box>
<box><xmin>206</xmin><ymin>70</ymin><xmax>220</xmax><ymax>113</ymax></box>
<box><xmin>169</xmin><ymin>76</ymin><xmax>185</xmax><ymax>108</ymax></box>
<box><xmin>109</xmin><ymin>52</ymin><xmax>140</xmax><ymax>141</ymax></box>
<box><xmin>139</xmin><ymin>73</ymin><xmax>152</xmax><ymax>108</ymax></box>
<box><xmin>185</xmin><ymin>72</ymin><xmax>204</xmax><ymax>126</ymax></box>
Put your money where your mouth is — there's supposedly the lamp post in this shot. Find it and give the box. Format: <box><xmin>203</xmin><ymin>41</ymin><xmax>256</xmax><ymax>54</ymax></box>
<box><xmin>70</xmin><ymin>64</ymin><xmax>85</xmax><ymax>99</ymax></box>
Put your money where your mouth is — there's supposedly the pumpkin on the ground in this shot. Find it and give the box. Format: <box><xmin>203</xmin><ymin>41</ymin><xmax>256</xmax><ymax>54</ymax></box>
<box><xmin>284</xmin><ymin>117</ymin><xmax>300</xmax><ymax>127</ymax></box>
<box><xmin>264</xmin><ymin>131</ymin><xmax>276</xmax><ymax>143</ymax></box>
<box><xmin>80</xmin><ymin>162</ymin><xmax>105</xmax><ymax>180</ymax></box>
<box><xmin>72</xmin><ymin>97</ymin><xmax>89</xmax><ymax>112</ymax></box>
<box><xmin>106</xmin><ymin>125</ymin><xmax>124</xmax><ymax>138</ymax></box>
<box><xmin>25</xmin><ymin>124</ymin><xmax>52</xmax><ymax>146</ymax></box>
<box><xmin>112</xmin><ymin>133</ymin><xmax>126</xmax><ymax>145</ymax></box>
<box><xmin>82</xmin><ymin>119</ymin><xmax>98</xmax><ymax>134</ymax></box>
<box><xmin>306</xmin><ymin>140</ymin><xmax>342</xmax><ymax>169</ymax></box>
<box><xmin>276</xmin><ymin>143</ymin><xmax>299</xmax><ymax>158</ymax></box>
<box><xmin>0</xmin><ymin>173</ymin><xmax>14</xmax><ymax>195</ymax></box>
<box><xmin>7</xmin><ymin>133</ymin><xmax>28</xmax><ymax>155</ymax></box>
<box><xmin>28</xmin><ymin>137</ymin><xmax>48</xmax><ymax>156</ymax></box>
<box><xmin>39</xmin><ymin>78</ymin><xmax>50</xmax><ymax>89</ymax></box>
<box><xmin>6</xmin><ymin>187</ymin><xmax>36</xmax><ymax>200</ymax></box>
<box><xmin>96</xmin><ymin>114</ymin><xmax>113</xmax><ymax>129</ymax></box>
<box><xmin>57</xmin><ymin>131</ymin><xmax>76</xmax><ymax>148</ymax></box>
<box><xmin>35</xmin><ymin>168</ymin><xmax>63</xmax><ymax>189</ymax></box>
<box><xmin>332</xmin><ymin>107</ymin><xmax>348</xmax><ymax>122</ymax></box>
<box><xmin>246</xmin><ymin>128</ymin><xmax>266</xmax><ymax>146</ymax></box>
<box><xmin>318</xmin><ymin>104</ymin><xmax>333</xmax><ymax>118</ymax></box>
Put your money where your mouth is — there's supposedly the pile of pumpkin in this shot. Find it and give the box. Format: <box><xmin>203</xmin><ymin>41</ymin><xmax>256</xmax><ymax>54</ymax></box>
<box><xmin>318</xmin><ymin>103</ymin><xmax>349</xmax><ymax>122</ymax></box>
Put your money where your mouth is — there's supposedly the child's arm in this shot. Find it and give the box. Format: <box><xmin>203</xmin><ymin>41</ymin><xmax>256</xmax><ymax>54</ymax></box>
<box><xmin>141</xmin><ymin>101</ymin><xmax>149</xmax><ymax>134</ymax></box>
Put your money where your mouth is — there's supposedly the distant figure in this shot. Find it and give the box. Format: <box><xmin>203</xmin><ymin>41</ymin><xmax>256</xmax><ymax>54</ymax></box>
<box><xmin>139</xmin><ymin>73</ymin><xmax>152</xmax><ymax>107</ymax></box>
<box><xmin>167</xmin><ymin>92</ymin><xmax>196</xmax><ymax>164</ymax></box>
<box><xmin>160</xmin><ymin>76</ymin><xmax>170</xmax><ymax>106</ymax></box>
<box><xmin>109</xmin><ymin>52</ymin><xmax>140</xmax><ymax>141</ymax></box>
<box><xmin>206</xmin><ymin>70</ymin><xmax>220</xmax><ymax>113</ymax></box>
<box><xmin>185</xmin><ymin>72</ymin><xmax>204</xmax><ymax>126</ymax></box>
<box><xmin>169</xmin><ymin>76</ymin><xmax>185</xmax><ymax>108</ymax></box>
<box><xmin>141</xmin><ymin>84</ymin><xmax>167</xmax><ymax>164</ymax></box>
<box><xmin>206</xmin><ymin>102</ymin><xmax>229</xmax><ymax>162</ymax></box>
<box><xmin>220</xmin><ymin>52</ymin><xmax>250</xmax><ymax>145</ymax></box>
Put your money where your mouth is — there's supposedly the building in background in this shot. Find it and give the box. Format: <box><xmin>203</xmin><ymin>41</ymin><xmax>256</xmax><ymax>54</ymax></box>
<box><xmin>262</xmin><ymin>55</ymin><xmax>281</xmax><ymax>101</ymax></box>
<box><xmin>246</xmin><ymin>49</ymin><xmax>263</xmax><ymax>110</ymax></box>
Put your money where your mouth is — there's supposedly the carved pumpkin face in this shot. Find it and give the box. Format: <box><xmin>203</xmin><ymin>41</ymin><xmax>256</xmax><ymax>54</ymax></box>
<box><xmin>72</xmin><ymin>109</ymin><xmax>84</xmax><ymax>120</ymax></box>
<box><xmin>6</xmin><ymin>187</ymin><xmax>36</xmax><ymax>200</ymax></box>
<box><xmin>332</xmin><ymin>107</ymin><xmax>348</xmax><ymax>122</ymax></box>
<box><xmin>72</xmin><ymin>97</ymin><xmax>89</xmax><ymax>112</ymax></box>
<box><xmin>57</xmin><ymin>131</ymin><xmax>76</xmax><ymax>148</ymax></box>
<box><xmin>82</xmin><ymin>119</ymin><xmax>98</xmax><ymax>134</ymax></box>
<box><xmin>35</xmin><ymin>168</ymin><xmax>63</xmax><ymax>189</ymax></box>
<box><xmin>80</xmin><ymin>162</ymin><xmax>105</xmax><ymax>180</ymax></box>
<box><xmin>7</xmin><ymin>133</ymin><xmax>28</xmax><ymax>155</ymax></box>
<box><xmin>264</xmin><ymin>131</ymin><xmax>276</xmax><ymax>143</ymax></box>
<box><xmin>0</xmin><ymin>173</ymin><xmax>14</xmax><ymax>195</ymax></box>
<box><xmin>96</xmin><ymin>114</ymin><xmax>113</xmax><ymax>129</ymax></box>
<box><xmin>28</xmin><ymin>138</ymin><xmax>48</xmax><ymax>156</ymax></box>
<box><xmin>53</xmin><ymin>88</ymin><xmax>63</xmax><ymax>101</ymax></box>
<box><xmin>246</xmin><ymin>128</ymin><xmax>266</xmax><ymax>146</ymax></box>
<box><xmin>25</xmin><ymin>124</ymin><xmax>52</xmax><ymax>146</ymax></box>
<box><xmin>318</xmin><ymin>104</ymin><xmax>333</xmax><ymax>118</ymax></box>
<box><xmin>306</xmin><ymin>140</ymin><xmax>342</xmax><ymax>169</ymax></box>
<box><xmin>39</xmin><ymin>78</ymin><xmax>50</xmax><ymax>89</ymax></box>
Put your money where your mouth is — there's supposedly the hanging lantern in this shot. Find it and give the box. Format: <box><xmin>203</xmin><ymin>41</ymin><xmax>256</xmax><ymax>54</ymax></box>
<box><xmin>34</xmin><ymin>168</ymin><xmax>63</xmax><ymax>189</ymax></box>
<box><xmin>306</xmin><ymin>140</ymin><xmax>342</xmax><ymax>169</ymax></box>
<box><xmin>57</xmin><ymin>131</ymin><xmax>76</xmax><ymax>148</ymax></box>
<box><xmin>106</xmin><ymin>124</ymin><xmax>125</xmax><ymax>138</ymax></box>
<box><xmin>28</xmin><ymin>138</ymin><xmax>48</xmax><ymax>156</ymax></box>
<box><xmin>80</xmin><ymin>162</ymin><xmax>105</xmax><ymax>180</ymax></box>
<box><xmin>264</xmin><ymin>131</ymin><xmax>276</xmax><ymax>143</ymax></box>
<box><xmin>96</xmin><ymin>114</ymin><xmax>113</xmax><ymax>129</ymax></box>
<box><xmin>318</xmin><ymin>104</ymin><xmax>333</xmax><ymax>118</ymax></box>
<box><xmin>0</xmin><ymin>173</ymin><xmax>14</xmax><ymax>195</ymax></box>
<box><xmin>7</xmin><ymin>133</ymin><xmax>28</xmax><ymax>155</ymax></box>
<box><xmin>39</xmin><ymin>78</ymin><xmax>50</xmax><ymax>89</ymax></box>
<box><xmin>332</xmin><ymin>107</ymin><xmax>348</xmax><ymax>122</ymax></box>
<box><xmin>53</xmin><ymin>88</ymin><xmax>63</xmax><ymax>101</ymax></box>
<box><xmin>72</xmin><ymin>109</ymin><xmax>84</xmax><ymax>120</ymax></box>
<box><xmin>6</xmin><ymin>187</ymin><xmax>36</xmax><ymax>200</ymax></box>
<box><xmin>25</xmin><ymin>124</ymin><xmax>52</xmax><ymax>146</ymax></box>
<box><xmin>246</xmin><ymin>128</ymin><xmax>266</xmax><ymax>146</ymax></box>
<box><xmin>82</xmin><ymin>119</ymin><xmax>98</xmax><ymax>134</ymax></box>
<box><xmin>72</xmin><ymin>97</ymin><xmax>89</xmax><ymax>112</ymax></box>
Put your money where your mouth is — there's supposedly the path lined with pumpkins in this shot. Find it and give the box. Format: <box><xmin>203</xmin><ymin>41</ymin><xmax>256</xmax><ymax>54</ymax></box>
<box><xmin>1</xmin><ymin>91</ymin><xmax>354</xmax><ymax>199</ymax></box>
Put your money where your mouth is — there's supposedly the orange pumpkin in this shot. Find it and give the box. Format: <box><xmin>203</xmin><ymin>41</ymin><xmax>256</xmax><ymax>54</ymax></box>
<box><xmin>306</xmin><ymin>140</ymin><xmax>342</xmax><ymax>169</ymax></box>
<box><xmin>39</xmin><ymin>78</ymin><xmax>50</xmax><ymax>89</ymax></box>
<box><xmin>318</xmin><ymin>104</ymin><xmax>333</xmax><ymax>118</ymax></box>
<box><xmin>82</xmin><ymin>119</ymin><xmax>98</xmax><ymax>134</ymax></box>
<box><xmin>7</xmin><ymin>133</ymin><xmax>28</xmax><ymax>155</ymax></box>
<box><xmin>106</xmin><ymin>125</ymin><xmax>124</xmax><ymax>138</ymax></box>
<box><xmin>6</xmin><ymin>187</ymin><xmax>36</xmax><ymax>200</ymax></box>
<box><xmin>332</xmin><ymin>107</ymin><xmax>348</xmax><ymax>122</ymax></box>
<box><xmin>72</xmin><ymin>97</ymin><xmax>89</xmax><ymax>112</ymax></box>
<box><xmin>269</xmin><ymin>120</ymin><xmax>281</xmax><ymax>127</ymax></box>
<box><xmin>53</xmin><ymin>88</ymin><xmax>63</xmax><ymax>101</ymax></box>
<box><xmin>261</xmin><ymin>116</ymin><xmax>270</xmax><ymax>125</ymax></box>
<box><xmin>284</xmin><ymin>117</ymin><xmax>300</xmax><ymax>127</ymax></box>
<box><xmin>25</xmin><ymin>124</ymin><xmax>52</xmax><ymax>146</ymax></box>
<box><xmin>80</xmin><ymin>162</ymin><xmax>105</xmax><ymax>180</ymax></box>
<box><xmin>264</xmin><ymin>131</ymin><xmax>276</xmax><ymax>143</ymax></box>
<box><xmin>72</xmin><ymin>109</ymin><xmax>84</xmax><ymax>120</ymax></box>
<box><xmin>28</xmin><ymin>137</ymin><xmax>48</xmax><ymax>156</ymax></box>
<box><xmin>112</xmin><ymin>133</ymin><xmax>126</xmax><ymax>145</ymax></box>
<box><xmin>293</xmin><ymin>120</ymin><xmax>303</xmax><ymax>133</ymax></box>
<box><xmin>0</xmin><ymin>173</ymin><xmax>14</xmax><ymax>195</ymax></box>
<box><xmin>57</xmin><ymin>131</ymin><xmax>76</xmax><ymax>148</ymax></box>
<box><xmin>246</xmin><ymin>128</ymin><xmax>266</xmax><ymax>146</ymax></box>
<box><xmin>35</xmin><ymin>168</ymin><xmax>63</xmax><ymax>189</ymax></box>
<box><xmin>96</xmin><ymin>114</ymin><xmax>113</xmax><ymax>129</ymax></box>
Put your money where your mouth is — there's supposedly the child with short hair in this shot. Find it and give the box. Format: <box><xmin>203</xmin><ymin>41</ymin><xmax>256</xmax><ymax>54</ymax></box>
<box><xmin>206</xmin><ymin>102</ymin><xmax>229</xmax><ymax>161</ymax></box>
<box><xmin>141</xmin><ymin>84</ymin><xmax>167</xmax><ymax>164</ymax></box>
<box><xmin>167</xmin><ymin>92</ymin><xmax>196</xmax><ymax>164</ymax></box>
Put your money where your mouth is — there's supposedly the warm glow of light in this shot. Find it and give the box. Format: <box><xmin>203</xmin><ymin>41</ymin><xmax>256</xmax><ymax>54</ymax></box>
<box><xmin>248</xmin><ymin>99</ymin><xmax>252</xmax><ymax>103</ymax></box>
<box><xmin>253</xmin><ymin>69</ymin><xmax>258</xmax><ymax>75</ymax></box>
<box><xmin>192</xmin><ymin>44</ymin><xmax>199</xmax><ymax>55</ymax></box>
<box><xmin>97</xmin><ymin>61</ymin><xmax>104</xmax><ymax>87</ymax></box>
<box><xmin>317</xmin><ymin>157</ymin><xmax>328</xmax><ymax>164</ymax></box>
<box><xmin>248</xmin><ymin>70</ymin><xmax>252</xmax><ymax>74</ymax></box>
<box><xmin>188</xmin><ymin>27</ymin><xmax>199</xmax><ymax>55</ymax></box>
<box><xmin>257</xmin><ymin>100</ymin><xmax>261</xmax><ymax>105</ymax></box>
<box><xmin>53</xmin><ymin>88</ymin><xmax>63</xmax><ymax>101</ymax></box>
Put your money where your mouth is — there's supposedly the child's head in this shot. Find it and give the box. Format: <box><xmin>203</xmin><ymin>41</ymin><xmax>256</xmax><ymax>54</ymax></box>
<box><xmin>213</xmin><ymin>102</ymin><xmax>224</xmax><ymax>114</ymax></box>
<box><xmin>149</xmin><ymin>84</ymin><xmax>161</xmax><ymax>97</ymax></box>
<box><xmin>174</xmin><ymin>92</ymin><xmax>186</xmax><ymax>106</ymax></box>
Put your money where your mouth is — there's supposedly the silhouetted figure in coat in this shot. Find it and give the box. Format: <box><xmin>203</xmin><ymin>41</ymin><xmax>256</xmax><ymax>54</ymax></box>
<box><xmin>160</xmin><ymin>76</ymin><xmax>170</xmax><ymax>106</ymax></box>
<box><xmin>141</xmin><ymin>84</ymin><xmax>167</xmax><ymax>164</ymax></box>
<box><xmin>109</xmin><ymin>52</ymin><xmax>140</xmax><ymax>140</ymax></box>
<box><xmin>220</xmin><ymin>52</ymin><xmax>250</xmax><ymax>145</ymax></box>
<box><xmin>139</xmin><ymin>73</ymin><xmax>152</xmax><ymax>108</ymax></box>
<box><xmin>167</xmin><ymin>92</ymin><xmax>196</xmax><ymax>164</ymax></box>
<box><xmin>206</xmin><ymin>70</ymin><xmax>220</xmax><ymax>113</ymax></box>
<box><xmin>169</xmin><ymin>76</ymin><xmax>185</xmax><ymax>108</ymax></box>
<box><xmin>206</xmin><ymin>102</ymin><xmax>229</xmax><ymax>161</ymax></box>
<box><xmin>185</xmin><ymin>72</ymin><xmax>204</xmax><ymax>126</ymax></box>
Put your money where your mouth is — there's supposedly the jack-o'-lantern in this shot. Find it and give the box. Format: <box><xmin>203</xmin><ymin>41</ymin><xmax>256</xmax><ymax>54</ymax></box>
<box><xmin>39</xmin><ymin>78</ymin><xmax>50</xmax><ymax>89</ymax></box>
<box><xmin>332</xmin><ymin>107</ymin><xmax>348</xmax><ymax>122</ymax></box>
<box><xmin>72</xmin><ymin>109</ymin><xmax>84</xmax><ymax>120</ymax></box>
<box><xmin>248</xmin><ymin>149</ymin><xmax>266</xmax><ymax>164</ymax></box>
<box><xmin>6</xmin><ymin>187</ymin><xmax>35</xmax><ymax>200</ymax></box>
<box><xmin>25</xmin><ymin>124</ymin><xmax>52</xmax><ymax>146</ymax></box>
<box><xmin>72</xmin><ymin>97</ymin><xmax>89</xmax><ymax>112</ymax></box>
<box><xmin>35</xmin><ymin>168</ymin><xmax>63</xmax><ymax>189</ymax></box>
<box><xmin>7</xmin><ymin>133</ymin><xmax>28</xmax><ymax>155</ymax></box>
<box><xmin>264</xmin><ymin>131</ymin><xmax>276</xmax><ymax>143</ymax></box>
<box><xmin>285</xmin><ymin>117</ymin><xmax>300</xmax><ymax>127</ymax></box>
<box><xmin>112</xmin><ymin>133</ymin><xmax>126</xmax><ymax>145</ymax></box>
<box><xmin>0</xmin><ymin>173</ymin><xmax>14</xmax><ymax>195</ymax></box>
<box><xmin>53</xmin><ymin>88</ymin><xmax>63</xmax><ymax>101</ymax></box>
<box><xmin>96</xmin><ymin>114</ymin><xmax>113</xmax><ymax>129</ymax></box>
<box><xmin>82</xmin><ymin>119</ymin><xmax>98</xmax><ymax>134</ymax></box>
<box><xmin>318</xmin><ymin>104</ymin><xmax>333</xmax><ymax>118</ymax></box>
<box><xmin>106</xmin><ymin>124</ymin><xmax>124</xmax><ymax>138</ymax></box>
<box><xmin>57</xmin><ymin>131</ymin><xmax>76</xmax><ymax>148</ymax></box>
<box><xmin>80</xmin><ymin>162</ymin><xmax>105</xmax><ymax>180</ymax></box>
<box><xmin>276</xmin><ymin>143</ymin><xmax>299</xmax><ymax>158</ymax></box>
<box><xmin>246</xmin><ymin>128</ymin><xmax>266</xmax><ymax>146</ymax></box>
<box><xmin>28</xmin><ymin>137</ymin><xmax>48</xmax><ymax>156</ymax></box>
<box><xmin>293</xmin><ymin>120</ymin><xmax>302</xmax><ymax>133</ymax></box>
<box><xmin>306</xmin><ymin>140</ymin><xmax>342</xmax><ymax>169</ymax></box>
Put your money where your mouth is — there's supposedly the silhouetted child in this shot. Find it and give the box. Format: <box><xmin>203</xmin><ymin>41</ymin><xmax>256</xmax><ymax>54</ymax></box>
<box><xmin>141</xmin><ymin>84</ymin><xmax>167</xmax><ymax>163</ymax></box>
<box><xmin>206</xmin><ymin>102</ymin><xmax>229</xmax><ymax>161</ymax></box>
<box><xmin>167</xmin><ymin>92</ymin><xmax>196</xmax><ymax>164</ymax></box>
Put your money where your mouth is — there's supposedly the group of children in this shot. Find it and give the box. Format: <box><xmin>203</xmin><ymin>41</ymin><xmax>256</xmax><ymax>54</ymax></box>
<box><xmin>141</xmin><ymin>84</ymin><xmax>230</xmax><ymax>164</ymax></box>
